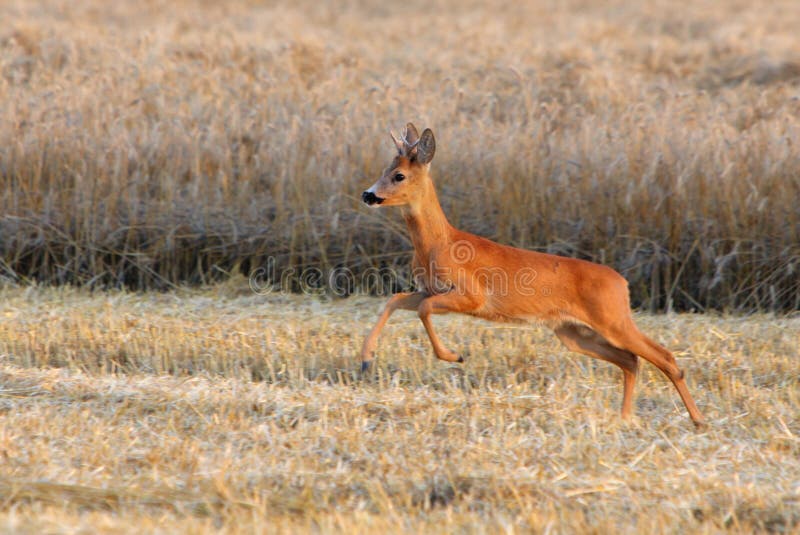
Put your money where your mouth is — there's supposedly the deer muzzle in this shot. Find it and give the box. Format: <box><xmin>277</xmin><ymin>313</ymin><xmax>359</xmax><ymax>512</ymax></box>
<box><xmin>362</xmin><ymin>191</ymin><xmax>384</xmax><ymax>206</ymax></box>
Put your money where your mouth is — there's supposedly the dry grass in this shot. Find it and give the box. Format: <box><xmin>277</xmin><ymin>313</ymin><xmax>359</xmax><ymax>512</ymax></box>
<box><xmin>1</xmin><ymin>0</ymin><xmax>799</xmax><ymax>310</ymax></box>
<box><xmin>1</xmin><ymin>1</ymin><xmax>799</xmax><ymax>532</ymax></box>
<box><xmin>0</xmin><ymin>282</ymin><xmax>798</xmax><ymax>533</ymax></box>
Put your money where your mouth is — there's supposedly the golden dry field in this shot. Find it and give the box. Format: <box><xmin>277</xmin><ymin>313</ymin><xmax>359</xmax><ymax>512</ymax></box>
<box><xmin>1</xmin><ymin>0</ymin><xmax>800</xmax><ymax>533</ymax></box>
<box><xmin>0</xmin><ymin>284</ymin><xmax>798</xmax><ymax>533</ymax></box>
<box><xmin>0</xmin><ymin>0</ymin><xmax>799</xmax><ymax>310</ymax></box>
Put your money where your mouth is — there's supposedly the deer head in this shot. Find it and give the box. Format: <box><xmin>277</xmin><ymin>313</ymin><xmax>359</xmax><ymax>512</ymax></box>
<box><xmin>362</xmin><ymin>122</ymin><xmax>436</xmax><ymax>207</ymax></box>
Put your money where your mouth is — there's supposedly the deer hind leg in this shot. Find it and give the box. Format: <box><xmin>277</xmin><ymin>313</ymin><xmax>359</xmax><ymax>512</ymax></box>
<box><xmin>554</xmin><ymin>323</ymin><xmax>639</xmax><ymax>420</ymax></box>
<box><xmin>360</xmin><ymin>292</ymin><xmax>427</xmax><ymax>371</ymax></box>
<box><xmin>600</xmin><ymin>320</ymin><xmax>706</xmax><ymax>427</ymax></box>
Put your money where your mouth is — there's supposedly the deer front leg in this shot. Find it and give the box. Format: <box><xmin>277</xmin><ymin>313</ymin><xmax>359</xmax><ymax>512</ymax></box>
<box><xmin>418</xmin><ymin>292</ymin><xmax>482</xmax><ymax>363</ymax></box>
<box><xmin>361</xmin><ymin>292</ymin><xmax>427</xmax><ymax>371</ymax></box>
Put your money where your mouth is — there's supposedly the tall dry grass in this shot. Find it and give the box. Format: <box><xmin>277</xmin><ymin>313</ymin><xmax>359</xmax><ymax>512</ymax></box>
<box><xmin>1</xmin><ymin>0</ymin><xmax>799</xmax><ymax>310</ymax></box>
<box><xmin>0</xmin><ymin>285</ymin><xmax>798</xmax><ymax>532</ymax></box>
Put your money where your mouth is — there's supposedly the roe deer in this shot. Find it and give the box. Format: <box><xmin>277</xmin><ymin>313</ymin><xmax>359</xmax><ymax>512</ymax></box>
<box><xmin>360</xmin><ymin>123</ymin><xmax>705</xmax><ymax>426</ymax></box>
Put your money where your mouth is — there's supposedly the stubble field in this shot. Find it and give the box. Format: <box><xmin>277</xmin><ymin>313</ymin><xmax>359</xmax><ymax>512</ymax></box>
<box><xmin>0</xmin><ymin>284</ymin><xmax>798</xmax><ymax>533</ymax></box>
<box><xmin>1</xmin><ymin>0</ymin><xmax>800</xmax><ymax>533</ymax></box>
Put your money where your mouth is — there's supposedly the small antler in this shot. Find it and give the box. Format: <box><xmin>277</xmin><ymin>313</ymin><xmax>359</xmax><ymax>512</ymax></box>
<box><xmin>390</xmin><ymin>124</ymin><xmax>421</xmax><ymax>156</ymax></box>
<box><xmin>389</xmin><ymin>129</ymin><xmax>404</xmax><ymax>154</ymax></box>
<box><xmin>400</xmin><ymin>133</ymin><xmax>420</xmax><ymax>150</ymax></box>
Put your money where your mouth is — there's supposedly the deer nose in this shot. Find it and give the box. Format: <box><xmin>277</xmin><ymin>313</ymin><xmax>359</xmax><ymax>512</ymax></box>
<box><xmin>362</xmin><ymin>191</ymin><xmax>384</xmax><ymax>206</ymax></box>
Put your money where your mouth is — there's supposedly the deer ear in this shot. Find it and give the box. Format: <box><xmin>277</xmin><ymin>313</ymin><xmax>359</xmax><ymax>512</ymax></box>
<box><xmin>404</xmin><ymin>123</ymin><xmax>420</xmax><ymax>146</ymax></box>
<box><xmin>415</xmin><ymin>128</ymin><xmax>435</xmax><ymax>165</ymax></box>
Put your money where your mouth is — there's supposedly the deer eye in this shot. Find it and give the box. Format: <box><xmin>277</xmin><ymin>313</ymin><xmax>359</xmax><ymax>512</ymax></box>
<box><xmin>394</xmin><ymin>173</ymin><xmax>406</xmax><ymax>182</ymax></box>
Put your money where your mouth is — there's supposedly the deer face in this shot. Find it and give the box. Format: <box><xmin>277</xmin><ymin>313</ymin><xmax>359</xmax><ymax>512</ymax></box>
<box><xmin>362</xmin><ymin>123</ymin><xmax>435</xmax><ymax>208</ymax></box>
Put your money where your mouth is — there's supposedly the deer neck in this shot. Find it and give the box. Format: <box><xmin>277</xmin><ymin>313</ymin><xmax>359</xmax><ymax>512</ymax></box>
<box><xmin>402</xmin><ymin>179</ymin><xmax>452</xmax><ymax>255</ymax></box>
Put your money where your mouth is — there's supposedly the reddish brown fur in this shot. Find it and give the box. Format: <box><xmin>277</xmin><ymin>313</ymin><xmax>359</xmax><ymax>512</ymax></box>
<box><xmin>361</xmin><ymin>124</ymin><xmax>705</xmax><ymax>426</ymax></box>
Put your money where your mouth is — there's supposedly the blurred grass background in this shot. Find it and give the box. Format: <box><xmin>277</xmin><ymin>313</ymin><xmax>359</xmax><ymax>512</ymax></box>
<box><xmin>1</xmin><ymin>0</ymin><xmax>799</xmax><ymax>311</ymax></box>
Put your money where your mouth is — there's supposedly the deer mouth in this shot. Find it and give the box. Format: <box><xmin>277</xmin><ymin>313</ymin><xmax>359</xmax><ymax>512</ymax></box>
<box><xmin>362</xmin><ymin>191</ymin><xmax>385</xmax><ymax>206</ymax></box>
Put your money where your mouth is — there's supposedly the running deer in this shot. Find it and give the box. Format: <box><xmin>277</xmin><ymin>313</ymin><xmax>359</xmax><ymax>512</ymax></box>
<box><xmin>360</xmin><ymin>123</ymin><xmax>705</xmax><ymax>426</ymax></box>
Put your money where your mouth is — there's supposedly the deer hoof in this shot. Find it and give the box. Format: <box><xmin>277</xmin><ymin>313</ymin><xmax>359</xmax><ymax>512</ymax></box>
<box><xmin>692</xmin><ymin>418</ymin><xmax>708</xmax><ymax>430</ymax></box>
<box><xmin>457</xmin><ymin>356</ymin><xmax>465</xmax><ymax>363</ymax></box>
<box><xmin>361</xmin><ymin>361</ymin><xmax>372</xmax><ymax>373</ymax></box>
